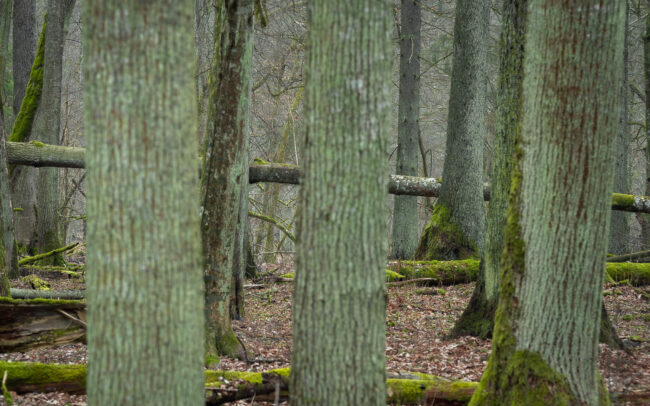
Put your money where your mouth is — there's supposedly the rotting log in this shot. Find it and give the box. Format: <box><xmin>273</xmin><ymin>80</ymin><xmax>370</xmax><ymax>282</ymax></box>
<box><xmin>1</xmin><ymin>362</ymin><xmax>476</xmax><ymax>404</ymax></box>
<box><xmin>607</xmin><ymin>249</ymin><xmax>650</xmax><ymax>263</ymax></box>
<box><xmin>8</xmin><ymin>143</ymin><xmax>650</xmax><ymax>213</ymax></box>
<box><xmin>0</xmin><ymin>297</ymin><xmax>86</xmax><ymax>352</ymax></box>
<box><xmin>19</xmin><ymin>265</ymin><xmax>82</xmax><ymax>279</ymax></box>
<box><xmin>17</xmin><ymin>242</ymin><xmax>78</xmax><ymax>266</ymax></box>
<box><xmin>9</xmin><ymin>289</ymin><xmax>85</xmax><ymax>300</ymax></box>
<box><xmin>386</xmin><ymin>260</ymin><xmax>650</xmax><ymax>287</ymax></box>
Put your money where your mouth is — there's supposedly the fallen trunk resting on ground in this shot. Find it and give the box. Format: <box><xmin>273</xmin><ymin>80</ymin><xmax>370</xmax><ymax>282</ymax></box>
<box><xmin>6</xmin><ymin>142</ymin><xmax>650</xmax><ymax>213</ymax></box>
<box><xmin>607</xmin><ymin>249</ymin><xmax>650</xmax><ymax>263</ymax></box>
<box><xmin>9</xmin><ymin>289</ymin><xmax>85</xmax><ymax>300</ymax></box>
<box><xmin>17</xmin><ymin>243</ymin><xmax>79</xmax><ymax>266</ymax></box>
<box><xmin>385</xmin><ymin>260</ymin><xmax>650</xmax><ymax>286</ymax></box>
<box><xmin>0</xmin><ymin>297</ymin><xmax>86</xmax><ymax>352</ymax></box>
<box><xmin>0</xmin><ymin>361</ymin><xmax>476</xmax><ymax>404</ymax></box>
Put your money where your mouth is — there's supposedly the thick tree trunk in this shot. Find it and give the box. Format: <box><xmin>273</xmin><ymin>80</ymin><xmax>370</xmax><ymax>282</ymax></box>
<box><xmin>12</xmin><ymin>0</ymin><xmax>36</xmax><ymax>118</ymax></box>
<box><xmin>82</xmin><ymin>0</ymin><xmax>206</xmax><ymax>404</ymax></box>
<box><xmin>290</xmin><ymin>1</ymin><xmax>392</xmax><ymax>404</ymax></box>
<box><xmin>470</xmin><ymin>2</ymin><xmax>625</xmax><ymax>404</ymax></box>
<box><xmin>390</xmin><ymin>0</ymin><xmax>421</xmax><ymax>260</ymax></box>
<box><xmin>415</xmin><ymin>0</ymin><xmax>488</xmax><ymax>261</ymax></box>
<box><xmin>452</xmin><ymin>0</ymin><xmax>526</xmax><ymax>339</ymax></box>
<box><xmin>643</xmin><ymin>0</ymin><xmax>650</xmax><ymax>245</ymax></box>
<box><xmin>609</xmin><ymin>3</ymin><xmax>630</xmax><ymax>255</ymax></box>
<box><xmin>32</xmin><ymin>0</ymin><xmax>75</xmax><ymax>265</ymax></box>
<box><xmin>200</xmin><ymin>0</ymin><xmax>253</xmax><ymax>360</ymax></box>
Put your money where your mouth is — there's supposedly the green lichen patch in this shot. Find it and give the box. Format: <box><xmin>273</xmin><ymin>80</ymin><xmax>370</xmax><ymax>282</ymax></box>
<box><xmin>414</xmin><ymin>204</ymin><xmax>479</xmax><ymax>260</ymax></box>
<box><xmin>610</xmin><ymin>193</ymin><xmax>636</xmax><ymax>210</ymax></box>
<box><xmin>29</xmin><ymin>140</ymin><xmax>45</xmax><ymax>147</ymax></box>
<box><xmin>21</xmin><ymin>275</ymin><xmax>51</xmax><ymax>290</ymax></box>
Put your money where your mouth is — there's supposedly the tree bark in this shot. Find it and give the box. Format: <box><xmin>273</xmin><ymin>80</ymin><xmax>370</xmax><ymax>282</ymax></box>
<box><xmin>200</xmin><ymin>0</ymin><xmax>253</xmax><ymax>360</ymax></box>
<box><xmin>415</xmin><ymin>0</ymin><xmax>488</xmax><ymax>260</ymax></box>
<box><xmin>390</xmin><ymin>0</ymin><xmax>421</xmax><ymax>260</ymax></box>
<box><xmin>12</xmin><ymin>0</ymin><xmax>36</xmax><ymax>118</ymax></box>
<box><xmin>609</xmin><ymin>3</ymin><xmax>630</xmax><ymax>255</ymax></box>
<box><xmin>452</xmin><ymin>0</ymin><xmax>526</xmax><ymax>339</ymax></box>
<box><xmin>82</xmin><ymin>0</ymin><xmax>206</xmax><ymax>404</ymax></box>
<box><xmin>643</xmin><ymin>0</ymin><xmax>650</xmax><ymax>245</ymax></box>
<box><xmin>290</xmin><ymin>1</ymin><xmax>392</xmax><ymax>404</ymax></box>
<box><xmin>32</xmin><ymin>0</ymin><xmax>75</xmax><ymax>265</ymax></box>
<box><xmin>470</xmin><ymin>2</ymin><xmax>625</xmax><ymax>404</ymax></box>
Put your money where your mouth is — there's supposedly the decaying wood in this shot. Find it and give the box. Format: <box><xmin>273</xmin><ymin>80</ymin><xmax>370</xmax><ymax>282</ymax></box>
<box><xmin>17</xmin><ymin>242</ymin><xmax>78</xmax><ymax>266</ymax></box>
<box><xmin>0</xmin><ymin>298</ymin><xmax>85</xmax><ymax>352</ymax></box>
<box><xmin>9</xmin><ymin>289</ymin><xmax>85</xmax><ymax>300</ymax></box>
<box><xmin>607</xmin><ymin>249</ymin><xmax>650</xmax><ymax>263</ymax></box>
<box><xmin>6</xmin><ymin>141</ymin><xmax>85</xmax><ymax>168</ymax></box>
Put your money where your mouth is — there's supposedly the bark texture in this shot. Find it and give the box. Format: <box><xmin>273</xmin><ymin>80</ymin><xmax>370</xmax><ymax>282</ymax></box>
<box><xmin>416</xmin><ymin>0</ymin><xmax>488</xmax><ymax>260</ymax></box>
<box><xmin>12</xmin><ymin>0</ymin><xmax>36</xmax><ymax>117</ymax></box>
<box><xmin>391</xmin><ymin>0</ymin><xmax>420</xmax><ymax>259</ymax></box>
<box><xmin>609</xmin><ymin>3</ymin><xmax>629</xmax><ymax>255</ymax></box>
<box><xmin>470</xmin><ymin>2</ymin><xmax>625</xmax><ymax>404</ymax></box>
<box><xmin>200</xmin><ymin>0</ymin><xmax>253</xmax><ymax>359</ymax></box>
<box><xmin>289</xmin><ymin>1</ymin><xmax>392</xmax><ymax>404</ymax></box>
<box><xmin>643</xmin><ymin>0</ymin><xmax>650</xmax><ymax>244</ymax></box>
<box><xmin>82</xmin><ymin>1</ymin><xmax>205</xmax><ymax>404</ymax></box>
<box><xmin>452</xmin><ymin>0</ymin><xmax>526</xmax><ymax>339</ymax></box>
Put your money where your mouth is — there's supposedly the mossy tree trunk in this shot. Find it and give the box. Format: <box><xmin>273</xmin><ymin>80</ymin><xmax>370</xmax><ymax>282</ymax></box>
<box><xmin>414</xmin><ymin>0</ymin><xmax>488</xmax><ymax>260</ymax></box>
<box><xmin>289</xmin><ymin>1</ymin><xmax>392</xmax><ymax>404</ymax></box>
<box><xmin>82</xmin><ymin>0</ymin><xmax>205</xmax><ymax>404</ymax></box>
<box><xmin>10</xmin><ymin>16</ymin><xmax>46</xmax><ymax>255</ymax></box>
<box><xmin>201</xmin><ymin>0</ymin><xmax>253</xmax><ymax>359</ymax></box>
<box><xmin>470</xmin><ymin>2</ymin><xmax>625</xmax><ymax>405</ymax></box>
<box><xmin>609</xmin><ymin>3</ymin><xmax>630</xmax><ymax>255</ymax></box>
<box><xmin>12</xmin><ymin>0</ymin><xmax>36</xmax><ymax>118</ymax></box>
<box><xmin>390</xmin><ymin>0</ymin><xmax>420</xmax><ymax>260</ymax></box>
<box><xmin>33</xmin><ymin>0</ymin><xmax>75</xmax><ymax>265</ymax></box>
<box><xmin>451</xmin><ymin>0</ymin><xmax>525</xmax><ymax>339</ymax></box>
<box><xmin>643</xmin><ymin>0</ymin><xmax>650</xmax><ymax>245</ymax></box>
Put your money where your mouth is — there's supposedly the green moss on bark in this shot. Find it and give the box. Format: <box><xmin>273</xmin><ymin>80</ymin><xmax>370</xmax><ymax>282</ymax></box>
<box><xmin>414</xmin><ymin>204</ymin><xmax>478</xmax><ymax>260</ymax></box>
<box><xmin>9</xmin><ymin>17</ymin><xmax>46</xmax><ymax>144</ymax></box>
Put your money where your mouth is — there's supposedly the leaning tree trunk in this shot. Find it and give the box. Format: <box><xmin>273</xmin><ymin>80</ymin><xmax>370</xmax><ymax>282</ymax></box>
<box><xmin>201</xmin><ymin>0</ymin><xmax>253</xmax><ymax>360</ymax></box>
<box><xmin>390</xmin><ymin>0</ymin><xmax>421</xmax><ymax>260</ymax></box>
<box><xmin>452</xmin><ymin>0</ymin><xmax>526</xmax><ymax>339</ymax></box>
<box><xmin>33</xmin><ymin>0</ymin><xmax>75</xmax><ymax>265</ymax></box>
<box><xmin>609</xmin><ymin>3</ymin><xmax>630</xmax><ymax>255</ymax></box>
<box><xmin>82</xmin><ymin>0</ymin><xmax>205</xmax><ymax>404</ymax></box>
<box><xmin>289</xmin><ymin>1</ymin><xmax>392</xmax><ymax>404</ymax></box>
<box><xmin>470</xmin><ymin>1</ymin><xmax>625</xmax><ymax>405</ymax></box>
<box><xmin>414</xmin><ymin>0</ymin><xmax>488</xmax><ymax>260</ymax></box>
<box><xmin>12</xmin><ymin>0</ymin><xmax>36</xmax><ymax>118</ymax></box>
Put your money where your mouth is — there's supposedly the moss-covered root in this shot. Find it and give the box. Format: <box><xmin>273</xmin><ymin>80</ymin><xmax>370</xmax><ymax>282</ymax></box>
<box><xmin>469</xmin><ymin>351</ymin><xmax>606</xmax><ymax>406</ymax></box>
<box><xmin>414</xmin><ymin>204</ymin><xmax>479</xmax><ymax>261</ymax></box>
<box><xmin>599</xmin><ymin>304</ymin><xmax>628</xmax><ymax>353</ymax></box>
<box><xmin>449</xmin><ymin>283</ymin><xmax>497</xmax><ymax>339</ymax></box>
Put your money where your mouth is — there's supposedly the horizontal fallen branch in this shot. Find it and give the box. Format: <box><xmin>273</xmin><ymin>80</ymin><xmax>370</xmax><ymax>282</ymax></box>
<box><xmin>0</xmin><ymin>297</ymin><xmax>86</xmax><ymax>353</ymax></box>
<box><xmin>607</xmin><ymin>249</ymin><xmax>650</xmax><ymax>263</ymax></box>
<box><xmin>9</xmin><ymin>289</ymin><xmax>85</xmax><ymax>300</ymax></box>
<box><xmin>18</xmin><ymin>243</ymin><xmax>79</xmax><ymax>266</ymax></box>
<box><xmin>7</xmin><ymin>142</ymin><xmax>650</xmax><ymax>213</ymax></box>
<box><xmin>387</xmin><ymin>260</ymin><xmax>650</xmax><ymax>287</ymax></box>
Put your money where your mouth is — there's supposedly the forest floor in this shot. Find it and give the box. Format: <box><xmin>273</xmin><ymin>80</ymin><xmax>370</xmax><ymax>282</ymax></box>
<box><xmin>1</xmin><ymin>256</ymin><xmax>649</xmax><ymax>405</ymax></box>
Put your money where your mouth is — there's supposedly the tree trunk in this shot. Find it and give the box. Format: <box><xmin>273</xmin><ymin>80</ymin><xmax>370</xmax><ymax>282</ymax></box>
<box><xmin>82</xmin><ymin>0</ymin><xmax>206</xmax><ymax>404</ymax></box>
<box><xmin>470</xmin><ymin>1</ymin><xmax>625</xmax><ymax>404</ymax></box>
<box><xmin>415</xmin><ymin>0</ymin><xmax>488</xmax><ymax>260</ymax></box>
<box><xmin>390</xmin><ymin>0</ymin><xmax>421</xmax><ymax>260</ymax></box>
<box><xmin>10</xmin><ymin>17</ymin><xmax>46</xmax><ymax>254</ymax></box>
<box><xmin>643</xmin><ymin>0</ymin><xmax>650</xmax><ymax>245</ymax></box>
<box><xmin>200</xmin><ymin>0</ymin><xmax>253</xmax><ymax>360</ymax></box>
<box><xmin>12</xmin><ymin>0</ymin><xmax>36</xmax><ymax>118</ymax></box>
<box><xmin>32</xmin><ymin>0</ymin><xmax>75</xmax><ymax>265</ymax></box>
<box><xmin>609</xmin><ymin>3</ymin><xmax>630</xmax><ymax>255</ymax></box>
<box><xmin>289</xmin><ymin>1</ymin><xmax>392</xmax><ymax>404</ymax></box>
<box><xmin>451</xmin><ymin>0</ymin><xmax>526</xmax><ymax>339</ymax></box>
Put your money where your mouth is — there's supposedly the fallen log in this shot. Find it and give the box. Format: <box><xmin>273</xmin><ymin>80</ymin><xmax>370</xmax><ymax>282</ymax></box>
<box><xmin>9</xmin><ymin>289</ymin><xmax>85</xmax><ymax>300</ymax></box>
<box><xmin>607</xmin><ymin>249</ymin><xmax>650</xmax><ymax>263</ymax></box>
<box><xmin>387</xmin><ymin>260</ymin><xmax>650</xmax><ymax>286</ymax></box>
<box><xmin>0</xmin><ymin>297</ymin><xmax>86</xmax><ymax>353</ymax></box>
<box><xmin>7</xmin><ymin>142</ymin><xmax>650</xmax><ymax>213</ymax></box>
<box><xmin>17</xmin><ymin>243</ymin><xmax>79</xmax><ymax>266</ymax></box>
<box><xmin>1</xmin><ymin>362</ymin><xmax>476</xmax><ymax>404</ymax></box>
